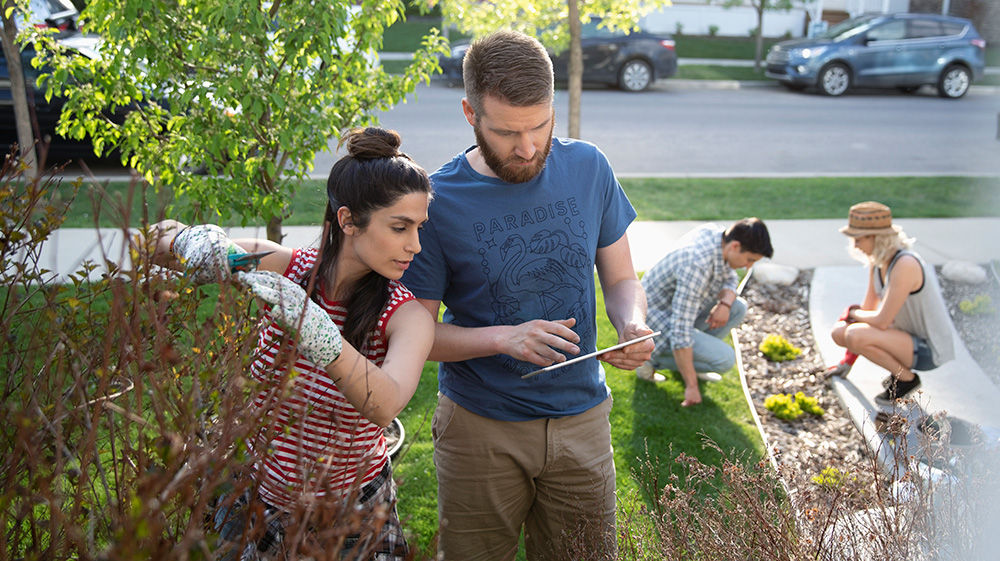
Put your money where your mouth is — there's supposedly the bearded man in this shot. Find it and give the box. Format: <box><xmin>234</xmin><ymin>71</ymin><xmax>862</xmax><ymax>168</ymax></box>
<box><xmin>401</xmin><ymin>29</ymin><xmax>653</xmax><ymax>561</ymax></box>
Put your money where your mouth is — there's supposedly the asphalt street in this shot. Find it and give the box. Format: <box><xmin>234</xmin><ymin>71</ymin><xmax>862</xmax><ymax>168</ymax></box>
<box><xmin>339</xmin><ymin>79</ymin><xmax>1000</xmax><ymax>179</ymax></box>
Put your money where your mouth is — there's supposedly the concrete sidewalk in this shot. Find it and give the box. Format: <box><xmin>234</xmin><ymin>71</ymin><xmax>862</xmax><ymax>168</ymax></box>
<box><xmin>20</xmin><ymin>217</ymin><xmax>1000</xmax><ymax>282</ymax></box>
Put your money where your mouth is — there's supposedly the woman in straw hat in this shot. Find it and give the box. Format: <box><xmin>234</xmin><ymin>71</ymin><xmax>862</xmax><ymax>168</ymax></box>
<box><xmin>825</xmin><ymin>201</ymin><xmax>954</xmax><ymax>405</ymax></box>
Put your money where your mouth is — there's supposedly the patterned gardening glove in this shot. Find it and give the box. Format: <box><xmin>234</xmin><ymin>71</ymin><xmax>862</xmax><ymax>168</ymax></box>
<box><xmin>171</xmin><ymin>224</ymin><xmax>246</xmax><ymax>284</ymax></box>
<box><xmin>236</xmin><ymin>270</ymin><xmax>343</xmax><ymax>366</ymax></box>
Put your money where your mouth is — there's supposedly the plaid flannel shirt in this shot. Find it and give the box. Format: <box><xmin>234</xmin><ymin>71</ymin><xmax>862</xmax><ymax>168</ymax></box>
<box><xmin>641</xmin><ymin>224</ymin><xmax>737</xmax><ymax>350</ymax></box>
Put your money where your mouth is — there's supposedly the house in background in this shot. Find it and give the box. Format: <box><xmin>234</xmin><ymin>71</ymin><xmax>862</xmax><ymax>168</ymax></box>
<box><xmin>639</xmin><ymin>0</ymin><xmax>913</xmax><ymax>39</ymax></box>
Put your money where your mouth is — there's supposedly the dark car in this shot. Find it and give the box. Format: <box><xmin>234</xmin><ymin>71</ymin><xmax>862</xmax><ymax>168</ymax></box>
<box><xmin>440</xmin><ymin>18</ymin><xmax>677</xmax><ymax>92</ymax></box>
<box><xmin>0</xmin><ymin>32</ymin><xmax>126</xmax><ymax>162</ymax></box>
<box><xmin>765</xmin><ymin>13</ymin><xmax>986</xmax><ymax>98</ymax></box>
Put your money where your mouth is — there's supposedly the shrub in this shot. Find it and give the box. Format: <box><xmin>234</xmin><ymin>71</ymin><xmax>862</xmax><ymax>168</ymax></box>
<box><xmin>811</xmin><ymin>466</ymin><xmax>851</xmax><ymax>489</ymax></box>
<box><xmin>959</xmin><ymin>294</ymin><xmax>995</xmax><ymax>315</ymax></box>
<box><xmin>708</xmin><ymin>24</ymin><xmax>720</xmax><ymax>37</ymax></box>
<box><xmin>0</xmin><ymin>158</ymin><xmax>399</xmax><ymax>560</ymax></box>
<box><xmin>618</xmin><ymin>432</ymin><xmax>1000</xmax><ymax>560</ymax></box>
<box><xmin>759</xmin><ymin>333</ymin><xmax>802</xmax><ymax>362</ymax></box>
<box><xmin>764</xmin><ymin>391</ymin><xmax>824</xmax><ymax>420</ymax></box>
<box><xmin>675</xmin><ymin>21</ymin><xmax>684</xmax><ymax>35</ymax></box>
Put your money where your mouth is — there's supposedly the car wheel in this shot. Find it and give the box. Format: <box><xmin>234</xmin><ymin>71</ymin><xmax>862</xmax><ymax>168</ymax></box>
<box><xmin>618</xmin><ymin>59</ymin><xmax>653</xmax><ymax>92</ymax></box>
<box><xmin>937</xmin><ymin>64</ymin><xmax>970</xmax><ymax>99</ymax></box>
<box><xmin>818</xmin><ymin>63</ymin><xmax>850</xmax><ymax>96</ymax></box>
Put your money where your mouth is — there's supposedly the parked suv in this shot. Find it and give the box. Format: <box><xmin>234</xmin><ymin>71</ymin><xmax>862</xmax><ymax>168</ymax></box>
<box><xmin>765</xmin><ymin>13</ymin><xmax>986</xmax><ymax>98</ymax></box>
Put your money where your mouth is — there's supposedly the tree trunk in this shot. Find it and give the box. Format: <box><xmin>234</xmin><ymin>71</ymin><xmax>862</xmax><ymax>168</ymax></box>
<box><xmin>754</xmin><ymin>5</ymin><xmax>765</xmax><ymax>73</ymax></box>
<box><xmin>0</xmin><ymin>5</ymin><xmax>38</xmax><ymax>178</ymax></box>
<box><xmin>266</xmin><ymin>215</ymin><xmax>283</xmax><ymax>243</ymax></box>
<box><xmin>567</xmin><ymin>0</ymin><xmax>582</xmax><ymax>139</ymax></box>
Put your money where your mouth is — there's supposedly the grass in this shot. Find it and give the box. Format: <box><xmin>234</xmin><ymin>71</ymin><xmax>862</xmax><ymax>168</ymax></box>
<box><xmin>675</xmin><ymin>64</ymin><xmax>766</xmax><ymax>81</ymax></box>
<box><xmin>673</xmin><ymin>34</ymin><xmax>782</xmax><ymax>60</ymax></box>
<box><xmin>53</xmin><ymin>175</ymin><xmax>1000</xmax><ymax>229</ymax></box>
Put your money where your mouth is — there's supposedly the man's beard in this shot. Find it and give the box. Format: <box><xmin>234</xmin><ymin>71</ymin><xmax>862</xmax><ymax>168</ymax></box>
<box><xmin>474</xmin><ymin>119</ymin><xmax>554</xmax><ymax>184</ymax></box>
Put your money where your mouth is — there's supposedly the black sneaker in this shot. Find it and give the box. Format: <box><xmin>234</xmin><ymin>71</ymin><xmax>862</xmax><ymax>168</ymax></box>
<box><xmin>875</xmin><ymin>373</ymin><xmax>921</xmax><ymax>405</ymax></box>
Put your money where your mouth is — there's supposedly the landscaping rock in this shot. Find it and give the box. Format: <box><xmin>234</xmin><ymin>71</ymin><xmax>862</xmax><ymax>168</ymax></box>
<box><xmin>941</xmin><ymin>261</ymin><xmax>988</xmax><ymax>284</ymax></box>
<box><xmin>752</xmin><ymin>262</ymin><xmax>800</xmax><ymax>286</ymax></box>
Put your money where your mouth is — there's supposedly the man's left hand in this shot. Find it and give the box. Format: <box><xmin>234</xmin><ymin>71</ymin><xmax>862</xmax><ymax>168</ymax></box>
<box><xmin>599</xmin><ymin>323</ymin><xmax>654</xmax><ymax>371</ymax></box>
<box><xmin>707</xmin><ymin>302</ymin><xmax>731</xmax><ymax>330</ymax></box>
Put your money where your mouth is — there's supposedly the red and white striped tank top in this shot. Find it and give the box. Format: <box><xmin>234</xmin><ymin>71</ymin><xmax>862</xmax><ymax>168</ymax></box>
<box><xmin>248</xmin><ymin>248</ymin><xmax>414</xmax><ymax>509</ymax></box>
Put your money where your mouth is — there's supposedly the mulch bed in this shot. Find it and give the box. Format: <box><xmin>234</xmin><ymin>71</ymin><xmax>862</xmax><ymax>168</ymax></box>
<box><xmin>734</xmin><ymin>263</ymin><xmax>1000</xmax><ymax>513</ymax></box>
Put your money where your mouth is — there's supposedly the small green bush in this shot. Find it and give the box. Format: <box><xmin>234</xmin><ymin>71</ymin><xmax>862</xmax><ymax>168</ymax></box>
<box><xmin>811</xmin><ymin>466</ymin><xmax>849</xmax><ymax>489</ymax></box>
<box><xmin>960</xmin><ymin>294</ymin><xmax>995</xmax><ymax>315</ymax></box>
<box><xmin>764</xmin><ymin>391</ymin><xmax>824</xmax><ymax>420</ymax></box>
<box><xmin>758</xmin><ymin>334</ymin><xmax>802</xmax><ymax>362</ymax></box>
<box><xmin>708</xmin><ymin>24</ymin><xmax>719</xmax><ymax>37</ymax></box>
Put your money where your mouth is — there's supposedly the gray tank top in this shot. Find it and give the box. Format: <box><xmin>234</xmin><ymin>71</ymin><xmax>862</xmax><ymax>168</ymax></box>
<box><xmin>874</xmin><ymin>250</ymin><xmax>954</xmax><ymax>366</ymax></box>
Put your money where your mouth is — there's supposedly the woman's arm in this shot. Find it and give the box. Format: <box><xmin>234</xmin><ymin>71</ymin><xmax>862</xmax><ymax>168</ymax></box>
<box><xmin>852</xmin><ymin>255</ymin><xmax>923</xmax><ymax>330</ymax></box>
<box><xmin>146</xmin><ymin>219</ymin><xmax>292</xmax><ymax>276</ymax></box>
<box><xmin>324</xmin><ymin>299</ymin><xmax>434</xmax><ymax>427</ymax></box>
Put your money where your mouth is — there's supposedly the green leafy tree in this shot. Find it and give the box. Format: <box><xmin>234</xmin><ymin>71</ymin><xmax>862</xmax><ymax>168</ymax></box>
<box><xmin>428</xmin><ymin>0</ymin><xmax>673</xmax><ymax>139</ymax></box>
<box><xmin>718</xmin><ymin>0</ymin><xmax>797</xmax><ymax>71</ymax></box>
<box><xmin>34</xmin><ymin>0</ymin><xmax>447</xmax><ymax>240</ymax></box>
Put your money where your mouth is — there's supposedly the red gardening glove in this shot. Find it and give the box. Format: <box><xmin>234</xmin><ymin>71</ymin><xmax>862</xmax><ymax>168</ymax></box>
<box><xmin>839</xmin><ymin>304</ymin><xmax>861</xmax><ymax>323</ymax></box>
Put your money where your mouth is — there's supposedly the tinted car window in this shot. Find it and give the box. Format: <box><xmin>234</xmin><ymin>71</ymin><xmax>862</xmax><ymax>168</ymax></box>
<box><xmin>581</xmin><ymin>20</ymin><xmax>624</xmax><ymax>40</ymax></box>
<box><xmin>908</xmin><ymin>19</ymin><xmax>943</xmax><ymax>39</ymax></box>
<box><xmin>867</xmin><ymin>20</ymin><xmax>906</xmax><ymax>41</ymax></box>
<box><xmin>942</xmin><ymin>21</ymin><xmax>966</xmax><ymax>36</ymax></box>
<box><xmin>822</xmin><ymin>15</ymin><xmax>878</xmax><ymax>40</ymax></box>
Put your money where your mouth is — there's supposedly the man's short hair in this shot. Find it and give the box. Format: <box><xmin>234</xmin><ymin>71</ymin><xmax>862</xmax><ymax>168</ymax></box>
<box><xmin>463</xmin><ymin>29</ymin><xmax>554</xmax><ymax>118</ymax></box>
<box><xmin>723</xmin><ymin>218</ymin><xmax>773</xmax><ymax>258</ymax></box>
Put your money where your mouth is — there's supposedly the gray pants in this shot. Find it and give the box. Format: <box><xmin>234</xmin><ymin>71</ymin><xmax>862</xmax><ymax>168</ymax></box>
<box><xmin>650</xmin><ymin>298</ymin><xmax>748</xmax><ymax>373</ymax></box>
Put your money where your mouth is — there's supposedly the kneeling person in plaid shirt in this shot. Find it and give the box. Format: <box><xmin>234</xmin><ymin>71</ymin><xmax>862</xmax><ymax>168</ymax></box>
<box><xmin>638</xmin><ymin>218</ymin><xmax>773</xmax><ymax>407</ymax></box>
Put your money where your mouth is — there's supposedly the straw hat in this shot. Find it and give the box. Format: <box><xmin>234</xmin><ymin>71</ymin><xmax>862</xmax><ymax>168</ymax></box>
<box><xmin>839</xmin><ymin>201</ymin><xmax>902</xmax><ymax>237</ymax></box>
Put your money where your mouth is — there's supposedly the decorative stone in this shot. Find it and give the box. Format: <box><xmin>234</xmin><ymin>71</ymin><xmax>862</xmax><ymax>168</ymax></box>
<box><xmin>941</xmin><ymin>261</ymin><xmax>987</xmax><ymax>285</ymax></box>
<box><xmin>751</xmin><ymin>262</ymin><xmax>799</xmax><ymax>286</ymax></box>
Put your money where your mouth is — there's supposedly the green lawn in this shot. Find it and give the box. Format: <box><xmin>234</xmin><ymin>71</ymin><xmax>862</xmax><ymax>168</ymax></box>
<box><xmin>53</xmin><ymin>176</ymin><xmax>1000</xmax><ymax>229</ymax></box>
<box><xmin>672</xmin><ymin>34</ymin><xmax>782</xmax><ymax>60</ymax></box>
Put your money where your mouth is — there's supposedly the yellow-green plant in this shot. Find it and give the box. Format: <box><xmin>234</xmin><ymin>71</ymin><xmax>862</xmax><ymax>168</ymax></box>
<box><xmin>811</xmin><ymin>466</ymin><xmax>850</xmax><ymax>489</ymax></box>
<box><xmin>764</xmin><ymin>391</ymin><xmax>824</xmax><ymax>420</ymax></box>
<box><xmin>764</xmin><ymin>393</ymin><xmax>802</xmax><ymax>420</ymax></box>
<box><xmin>758</xmin><ymin>334</ymin><xmax>802</xmax><ymax>362</ymax></box>
<box><xmin>960</xmin><ymin>294</ymin><xmax>995</xmax><ymax>315</ymax></box>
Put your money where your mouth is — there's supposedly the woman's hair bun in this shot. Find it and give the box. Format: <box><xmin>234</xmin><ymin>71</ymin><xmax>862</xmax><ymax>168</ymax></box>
<box><xmin>340</xmin><ymin>127</ymin><xmax>402</xmax><ymax>160</ymax></box>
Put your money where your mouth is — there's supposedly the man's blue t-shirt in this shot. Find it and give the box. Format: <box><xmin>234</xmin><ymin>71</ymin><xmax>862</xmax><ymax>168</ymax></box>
<box><xmin>401</xmin><ymin>137</ymin><xmax>636</xmax><ymax>421</ymax></box>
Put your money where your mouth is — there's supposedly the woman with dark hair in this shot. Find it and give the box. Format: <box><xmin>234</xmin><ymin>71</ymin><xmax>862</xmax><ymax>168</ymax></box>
<box><xmin>825</xmin><ymin>201</ymin><xmax>954</xmax><ymax>405</ymax></box>
<box><xmin>150</xmin><ymin>127</ymin><xmax>434</xmax><ymax>560</ymax></box>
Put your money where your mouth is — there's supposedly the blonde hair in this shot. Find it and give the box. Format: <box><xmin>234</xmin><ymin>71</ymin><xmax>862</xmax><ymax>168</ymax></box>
<box><xmin>850</xmin><ymin>230</ymin><xmax>914</xmax><ymax>268</ymax></box>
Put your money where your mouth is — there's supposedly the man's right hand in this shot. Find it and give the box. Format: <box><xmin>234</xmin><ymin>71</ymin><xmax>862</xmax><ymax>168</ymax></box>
<box><xmin>682</xmin><ymin>386</ymin><xmax>702</xmax><ymax>407</ymax></box>
<box><xmin>501</xmin><ymin>318</ymin><xmax>580</xmax><ymax>367</ymax></box>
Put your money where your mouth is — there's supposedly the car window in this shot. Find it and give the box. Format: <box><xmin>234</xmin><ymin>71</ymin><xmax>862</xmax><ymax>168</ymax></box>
<box><xmin>941</xmin><ymin>21</ymin><xmax>967</xmax><ymax>36</ymax></box>
<box><xmin>581</xmin><ymin>20</ymin><xmax>625</xmax><ymax>40</ymax></box>
<box><xmin>823</xmin><ymin>15</ymin><xmax>877</xmax><ymax>40</ymax></box>
<box><xmin>866</xmin><ymin>20</ymin><xmax>906</xmax><ymax>42</ymax></box>
<box><xmin>907</xmin><ymin>19</ymin><xmax>944</xmax><ymax>39</ymax></box>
